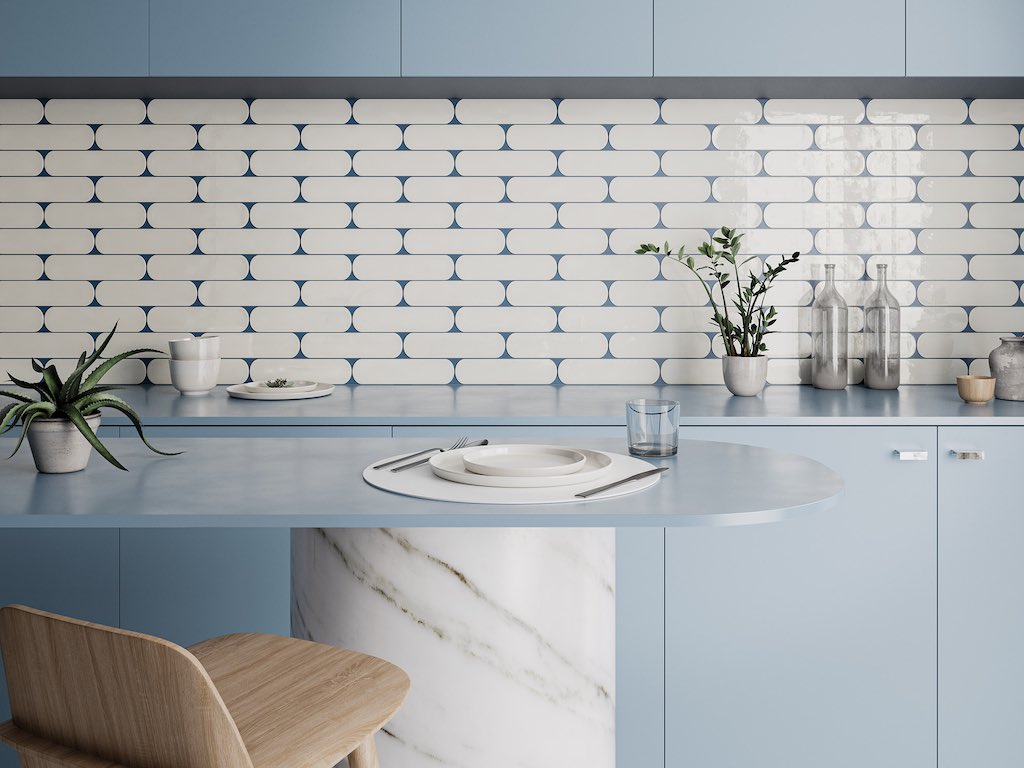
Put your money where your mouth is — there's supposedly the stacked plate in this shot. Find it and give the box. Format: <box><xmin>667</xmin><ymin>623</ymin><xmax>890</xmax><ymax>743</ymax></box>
<box><xmin>226</xmin><ymin>379</ymin><xmax>335</xmax><ymax>401</ymax></box>
<box><xmin>429</xmin><ymin>444</ymin><xmax>613</xmax><ymax>488</ymax></box>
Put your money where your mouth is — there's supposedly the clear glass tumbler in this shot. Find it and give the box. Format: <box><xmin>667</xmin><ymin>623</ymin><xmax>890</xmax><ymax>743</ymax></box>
<box><xmin>626</xmin><ymin>399</ymin><xmax>679</xmax><ymax>457</ymax></box>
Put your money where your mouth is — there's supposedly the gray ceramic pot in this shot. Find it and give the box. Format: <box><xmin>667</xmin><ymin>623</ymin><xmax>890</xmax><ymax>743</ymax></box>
<box><xmin>722</xmin><ymin>356</ymin><xmax>768</xmax><ymax>397</ymax></box>
<box><xmin>26</xmin><ymin>413</ymin><xmax>101</xmax><ymax>473</ymax></box>
<box><xmin>989</xmin><ymin>336</ymin><xmax>1024</xmax><ymax>401</ymax></box>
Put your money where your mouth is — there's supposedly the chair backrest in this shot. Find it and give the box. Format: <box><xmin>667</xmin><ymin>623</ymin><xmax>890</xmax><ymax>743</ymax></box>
<box><xmin>0</xmin><ymin>605</ymin><xmax>254</xmax><ymax>768</ymax></box>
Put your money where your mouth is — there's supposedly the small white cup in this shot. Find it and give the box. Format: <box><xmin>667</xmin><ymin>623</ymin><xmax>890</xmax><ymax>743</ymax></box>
<box><xmin>169</xmin><ymin>358</ymin><xmax>221</xmax><ymax>396</ymax></box>
<box><xmin>168</xmin><ymin>335</ymin><xmax>220</xmax><ymax>361</ymax></box>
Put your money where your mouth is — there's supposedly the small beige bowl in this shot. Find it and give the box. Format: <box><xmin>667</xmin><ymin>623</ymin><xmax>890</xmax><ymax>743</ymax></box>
<box><xmin>957</xmin><ymin>375</ymin><xmax>996</xmax><ymax>405</ymax></box>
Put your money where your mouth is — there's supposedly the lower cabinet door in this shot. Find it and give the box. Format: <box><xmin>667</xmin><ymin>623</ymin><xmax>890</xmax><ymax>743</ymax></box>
<box><xmin>939</xmin><ymin>427</ymin><xmax>1024</xmax><ymax>768</ymax></box>
<box><xmin>0</xmin><ymin>529</ymin><xmax>120</xmax><ymax>768</ymax></box>
<box><xmin>119</xmin><ymin>529</ymin><xmax>291</xmax><ymax>647</ymax></box>
<box><xmin>667</xmin><ymin>426</ymin><xmax>937</xmax><ymax>768</ymax></box>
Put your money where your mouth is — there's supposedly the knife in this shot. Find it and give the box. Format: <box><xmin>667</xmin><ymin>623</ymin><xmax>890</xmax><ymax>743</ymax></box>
<box><xmin>574</xmin><ymin>466</ymin><xmax>669</xmax><ymax>498</ymax></box>
<box><xmin>391</xmin><ymin>439</ymin><xmax>489</xmax><ymax>472</ymax></box>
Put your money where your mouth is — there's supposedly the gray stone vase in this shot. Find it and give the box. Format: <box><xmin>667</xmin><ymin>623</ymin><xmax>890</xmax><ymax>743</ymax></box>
<box><xmin>989</xmin><ymin>336</ymin><xmax>1024</xmax><ymax>401</ymax></box>
<box><xmin>26</xmin><ymin>413</ymin><xmax>101</xmax><ymax>473</ymax></box>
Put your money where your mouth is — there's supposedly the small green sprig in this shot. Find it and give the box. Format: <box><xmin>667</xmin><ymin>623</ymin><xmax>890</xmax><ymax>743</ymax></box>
<box><xmin>0</xmin><ymin>324</ymin><xmax>180</xmax><ymax>470</ymax></box>
<box><xmin>636</xmin><ymin>226</ymin><xmax>800</xmax><ymax>357</ymax></box>
<box><xmin>266</xmin><ymin>378</ymin><xmax>290</xmax><ymax>388</ymax></box>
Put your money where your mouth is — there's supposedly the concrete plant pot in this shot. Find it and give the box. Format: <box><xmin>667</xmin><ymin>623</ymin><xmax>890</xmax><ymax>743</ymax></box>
<box><xmin>26</xmin><ymin>413</ymin><xmax>101</xmax><ymax>474</ymax></box>
<box><xmin>722</xmin><ymin>356</ymin><xmax>768</xmax><ymax>397</ymax></box>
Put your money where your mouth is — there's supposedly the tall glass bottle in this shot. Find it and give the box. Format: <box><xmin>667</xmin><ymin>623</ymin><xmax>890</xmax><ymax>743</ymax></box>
<box><xmin>864</xmin><ymin>263</ymin><xmax>901</xmax><ymax>389</ymax></box>
<box><xmin>811</xmin><ymin>263</ymin><xmax>849</xmax><ymax>389</ymax></box>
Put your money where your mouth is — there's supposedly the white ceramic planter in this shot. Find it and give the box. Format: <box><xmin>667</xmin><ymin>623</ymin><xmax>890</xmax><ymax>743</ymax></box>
<box><xmin>26</xmin><ymin>413</ymin><xmax>101</xmax><ymax>473</ymax></box>
<box><xmin>722</xmin><ymin>355</ymin><xmax>768</xmax><ymax>397</ymax></box>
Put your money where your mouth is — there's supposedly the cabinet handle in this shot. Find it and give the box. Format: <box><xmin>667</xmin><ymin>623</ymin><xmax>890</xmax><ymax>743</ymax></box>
<box><xmin>894</xmin><ymin>450</ymin><xmax>929</xmax><ymax>461</ymax></box>
<box><xmin>950</xmin><ymin>450</ymin><xmax>985</xmax><ymax>461</ymax></box>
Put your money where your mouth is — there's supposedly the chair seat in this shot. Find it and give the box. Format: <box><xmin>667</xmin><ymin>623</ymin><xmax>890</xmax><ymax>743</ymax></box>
<box><xmin>188</xmin><ymin>633</ymin><xmax>409</xmax><ymax>768</ymax></box>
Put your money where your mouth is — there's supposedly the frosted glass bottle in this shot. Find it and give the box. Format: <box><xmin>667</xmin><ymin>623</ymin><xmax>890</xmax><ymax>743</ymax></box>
<box><xmin>864</xmin><ymin>263</ymin><xmax>901</xmax><ymax>389</ymax></box>
<box><xmin>811</xmin><ymin>263</ymin><xmax>849</xmax><ymax>389</ymax></box>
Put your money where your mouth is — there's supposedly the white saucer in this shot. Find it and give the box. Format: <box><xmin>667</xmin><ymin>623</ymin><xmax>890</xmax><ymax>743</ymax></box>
<box><xmin>244</xmin><ymin>379</ymin><xmax>318</xmax><ymax>394</ymax></box>
<box><xmin>462</xmin><ymin>444</ymin><xmax>587</xmax><ymax>477</ymax></box>
<box><xmin>227</xmin><ymin>382</ymin><xmax>335</xmax><ymax>401</ymax></box>
<box><xmin>431</xmin><ymin>447</ymin><xmax>612</xmax><ymax>488</ymax></box>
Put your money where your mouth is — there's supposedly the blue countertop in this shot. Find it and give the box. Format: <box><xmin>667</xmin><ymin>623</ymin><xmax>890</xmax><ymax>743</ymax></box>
<box><xmin>86</xmin><ymin>384</ymin><xmax>1024</xmax><ymax>427</ymax></box>
<box><xmin>0</xmin><ymin>437</ymin><xmax>842</xmax><ymax>528</ymax></box>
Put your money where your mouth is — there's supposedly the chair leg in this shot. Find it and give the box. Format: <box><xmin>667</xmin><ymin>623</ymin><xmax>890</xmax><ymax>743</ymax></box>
<box><xmin>347</xmin><ymin>734</ymin><xmax>379</xmax><ymax>768</ymax></box>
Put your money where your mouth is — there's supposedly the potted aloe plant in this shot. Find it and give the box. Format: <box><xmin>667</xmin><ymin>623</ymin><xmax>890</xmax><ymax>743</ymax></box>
<box><xmin>0</xmin><ymin>325</ymin><xmax>179</xmax><ymax>473</ymax></box>
<box><xmin>636</xmin><ymin>227</ymin><xmax>800</xmax><ymax>396</ymax></box>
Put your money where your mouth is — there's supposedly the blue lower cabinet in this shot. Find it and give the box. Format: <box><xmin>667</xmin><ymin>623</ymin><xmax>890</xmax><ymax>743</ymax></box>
<box><xmin>392</xmin><ymin>426</ymin><xmax>623</xmax><ymax>439</ymax></box>
<box><xmin>615</xmin><ymin>527</ymin><xmax>664</xmax><ymax>768</ymax></box>
<box><xmin>136</xmin><ymin>426</ymin><xmax>390</xmax><ymax>438</ymax></box>
<box><xmin>938</xmin><ymin>427</ymin><xmax>1024</xmax><ymax>768</ymax></box>
<box><xmin>666</xmin><ymin>426</ymin><xmax>937</xmax><ymax>768</ymax></box>
<box><xmin>118</xmin><ymin>529</ymin><xmax>291</xmax><ymax>648</ymax></box>
<box><xmin>0</xmin><ymin>529</ymin><xmax>119</xmax><ymax>768</ymax></box>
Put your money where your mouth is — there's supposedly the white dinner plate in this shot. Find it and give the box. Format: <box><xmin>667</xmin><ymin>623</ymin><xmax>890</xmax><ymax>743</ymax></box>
<box><xmin>431</xmin><ymin>446</ymin><xmax>612</xmax><ymax>488</ymax></box>
<box><xmin>462</xmin><ymin>444</ymin><xmax>587</xmax><ymax>477</ymax></box>
<box><xmin>227</xmin><ymin>382</ymin><xmax>335</xmax><ymax>401</ymax></box>
<box><xmin>244</xmin><ymin>379</ymin><xmax>318</xmax><ymax>394</ymax></box>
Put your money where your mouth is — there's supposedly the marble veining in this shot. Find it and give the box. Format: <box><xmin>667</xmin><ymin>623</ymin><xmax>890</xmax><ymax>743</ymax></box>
<box><xmin>291</xmin><ymin>527</ymin><xmax>615</xmax><ymax>768</ymax></box>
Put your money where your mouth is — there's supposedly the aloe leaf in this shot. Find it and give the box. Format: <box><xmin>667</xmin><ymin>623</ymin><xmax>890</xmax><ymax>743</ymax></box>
<box><xmin>68</xmin><ymin>324</ymin><xmax>129</xmax><ymax>397</ymax></box>
<box><xmin>69</xmin><ymin>385</ymin><xmax>123</xmax><ymax>406</ymax></box>
<box><xmin>8</xmin><ymin>372</ymin><xmax>51</xmax><ymax>401</ymax></box>
<box><xmin>0</xmin><ymin>402</ymin><xmax>28</xmax><ymax>434</ymax></box>
<box><xmin>61</xmin><ymin>351</ymin><xmax>90</xmax><ymax>403</ymax></box>
<box><xmin>6</xmin><ymin>402</ymin><xmax>56</xmax><ymax>459</ymax></box>
<box><xmin>83</xmin><ymin>395</ymin><xmax>182</xmax><ymax>457</ymax></box>
<box><xmin>81</xmin><ymin>347</ymin><xmax>163</xmax><ymax>391</ymax></box>
<box><xmin>0</xmin><ymin>389</ymin><xmax>34</xmax><ymax>404</ymax></box>
<box><xmin>41</xmin><ymin>365</ymin><xmax>63</xmax><ymax>402</ymax></box>
<box><xmin>64</xmin><ymin>403</ymin><xmax>127</xmax><ymax>471</ymax></box>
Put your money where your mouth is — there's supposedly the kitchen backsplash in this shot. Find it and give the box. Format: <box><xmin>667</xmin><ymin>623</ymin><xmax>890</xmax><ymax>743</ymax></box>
<box><xmin>1</xmin><ymin>97</ymin><xmax>1022</xmax><ymax>385</ymax></box>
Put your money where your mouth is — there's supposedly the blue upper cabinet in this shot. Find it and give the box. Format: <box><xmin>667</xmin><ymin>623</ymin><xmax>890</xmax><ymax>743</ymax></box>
<box><xmin>908</xmin><ymin>0</ymin><xmax>1024</xmax><ymax>75</ymax></box>
<box><xmin>402</xmin><ymin>0</ymin><xmax>654</xmax><ymax>76</ymax></box>
<box><xmin>655</xmin><ymin>0</ymin><xmax>905</xmax><ymax>76</ymax></box>
<box><xmin>150</xmin><ymin>0</ymin><xmax>400</xmax><ymax>76</ymax></box>
<box><xmin>0</xmin><ymin>0</ymin><xmax>148</xmax><ymax>76</ymax></box>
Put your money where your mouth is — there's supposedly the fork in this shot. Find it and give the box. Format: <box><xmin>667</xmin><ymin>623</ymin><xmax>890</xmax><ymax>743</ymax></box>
<box><xmin>391</xmin><ymin>437</ymin><xmax>490</xmax><ymax>472</ymax></box>
<box><xmin>372</xmin><ymin>437</ymin><xmax>470</xmax><ymax>471</ymax></box>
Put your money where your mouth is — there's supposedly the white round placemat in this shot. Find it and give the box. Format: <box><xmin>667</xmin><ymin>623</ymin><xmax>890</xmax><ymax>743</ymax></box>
<box><xmin>363</xmin><ymin>447</ymin><xmax>663</xmax><ymax>504</ymax></box>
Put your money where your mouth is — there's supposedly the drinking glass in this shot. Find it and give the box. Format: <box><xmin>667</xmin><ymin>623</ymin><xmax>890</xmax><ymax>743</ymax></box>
<box><xmin>626</xmin><ymin>399</ymin><xmax>679</xmax><ymax>457</ymax></box>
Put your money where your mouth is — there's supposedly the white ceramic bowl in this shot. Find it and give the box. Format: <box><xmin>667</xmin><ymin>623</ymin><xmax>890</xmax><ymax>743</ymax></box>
<box><xmin>168</xmin><ymin>335</ymin><xmax>220</xmax><ymax>361</ymax></box>
<box><xmin>169</xmin><ymin>358</ymin><xmax>221</xmax><ymax>396</ymax></box>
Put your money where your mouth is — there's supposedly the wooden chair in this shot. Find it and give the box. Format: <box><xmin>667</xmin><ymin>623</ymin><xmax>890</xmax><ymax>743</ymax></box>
<box><xmin>0</xmin><ymin>604</ymin><xmax>409</xmax><ymax>768</ymax></box>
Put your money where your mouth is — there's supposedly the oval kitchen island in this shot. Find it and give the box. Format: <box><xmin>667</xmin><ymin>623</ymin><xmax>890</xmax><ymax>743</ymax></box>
<box><xmin>0</xmin><ymin>434</ymin><xmax>842</xmax><ymax>768</ymax></box>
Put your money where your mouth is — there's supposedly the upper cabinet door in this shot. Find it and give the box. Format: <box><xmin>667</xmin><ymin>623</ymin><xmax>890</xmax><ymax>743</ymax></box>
<box><xmin>402</xmin><ymin>0</ymin><xmax>654</xmax><ymax>76</ymax></box>
<box><xmin>0</xmin><ymin>0</ymin><xmax>148</xmax><ymax>76</ymax></box>
<box><xmin>908</xmin><ymin>0</ymin><xmax>1024</xmax><ymax>76</ymax></box>
<box><xmin>655</xmin><ymin>0</ymin><xmax>904</xmax><ymax>76</ymax></box>
<box><xmin>150</xmin><ymin>0</ymin><xmax>400</xmax><ymax>76</ymax></box>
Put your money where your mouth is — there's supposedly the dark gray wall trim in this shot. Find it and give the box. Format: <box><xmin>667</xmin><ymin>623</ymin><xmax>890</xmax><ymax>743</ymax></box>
<box><xmin>1</xmin><ymin>76</ymin><xmax>1022</xmax><ymax>99</ymax></box>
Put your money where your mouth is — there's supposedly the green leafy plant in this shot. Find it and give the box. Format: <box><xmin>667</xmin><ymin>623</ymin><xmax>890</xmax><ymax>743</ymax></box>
<box><xmin>266</xmin><ymin>378</ymin><xmax>290</xmax><ymax>388</ymax></box>
<box><xmin>0</xmin><ymin>325</ymin><xmax>180</xmax><ymax>470</ymax></box>
<box><xmin>636</xmin><ymin>226</ymin><xmax>800</xmax><ymax>357</ymax></box>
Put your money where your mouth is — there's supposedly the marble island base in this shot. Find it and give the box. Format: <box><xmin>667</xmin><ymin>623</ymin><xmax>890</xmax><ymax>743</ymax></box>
<box><xmin>291</xmin><ymin>528</ymin><xmax>615</xmax><ymax>768</ymax></box>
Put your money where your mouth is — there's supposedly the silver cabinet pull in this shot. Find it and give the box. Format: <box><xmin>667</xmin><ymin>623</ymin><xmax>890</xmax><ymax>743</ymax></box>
<box><xmin>894</xmin><ymin>450</ymin><xmax>929</xmax><ymax>461</ymax></box>
<box><xmin>950</xmin><ymin>450</ymin><xmax>985</xmax><ymax>461</ymax></box>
